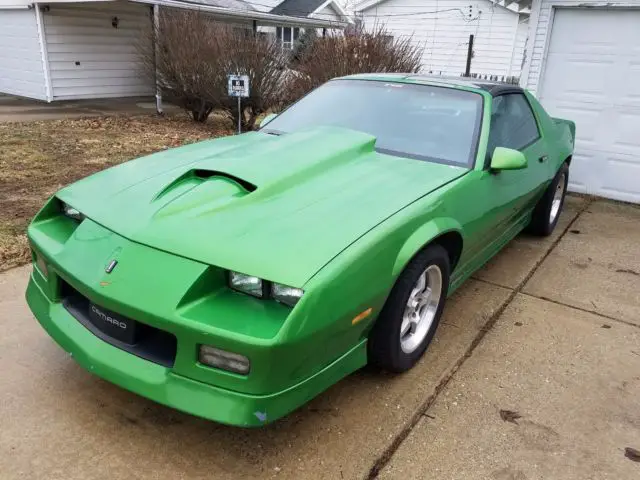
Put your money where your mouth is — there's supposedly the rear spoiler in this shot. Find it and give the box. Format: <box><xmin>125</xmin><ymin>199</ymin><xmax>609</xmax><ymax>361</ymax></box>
<box><xmin>552</xmin><ymin>117</ymin><xmax>576</xmax><ymax>146</ymax></box>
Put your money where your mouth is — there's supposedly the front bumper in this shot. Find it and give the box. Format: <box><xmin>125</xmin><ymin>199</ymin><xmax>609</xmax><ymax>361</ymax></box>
<box><xmin>26</xmin><ymin>274</ymin><xmax>366</xmax><ymax>426</ymax></box>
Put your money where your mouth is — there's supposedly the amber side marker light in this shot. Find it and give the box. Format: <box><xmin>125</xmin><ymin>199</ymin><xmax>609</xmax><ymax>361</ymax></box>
<box><xmin>352</xmin><ymin>308</ymin><xmax>373</xmax><ymax>325</ymax></box>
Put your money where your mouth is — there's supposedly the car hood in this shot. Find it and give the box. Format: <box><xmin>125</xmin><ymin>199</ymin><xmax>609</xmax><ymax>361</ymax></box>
<box><xmin>58</xmin><ymin>126</ymin><xmax>466</xmax><ymax>287</ymax></box>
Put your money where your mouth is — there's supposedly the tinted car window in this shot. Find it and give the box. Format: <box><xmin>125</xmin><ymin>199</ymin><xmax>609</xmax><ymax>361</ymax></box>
<box><xmin>262</xmin><ymin>80</ymin><xmax>483</xmax><ymax>167</ymax></box>
<box><xmin>487</xmin><ymin>93</ymin><xmax>540</xmax><ymax>156</ymax></box>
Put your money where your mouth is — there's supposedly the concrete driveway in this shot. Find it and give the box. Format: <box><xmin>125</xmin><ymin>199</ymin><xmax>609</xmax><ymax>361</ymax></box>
<box><xmin>1</xmin><ymin>196</ymin><xmax>639</xmax><ymax>479</ymax></box>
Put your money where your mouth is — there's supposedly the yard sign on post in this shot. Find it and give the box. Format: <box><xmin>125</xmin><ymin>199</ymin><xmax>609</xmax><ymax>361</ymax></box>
<box><xmin>228</xmin><ymin>74</ymin><xmax>250</xmax><ymax>134</ymax></box>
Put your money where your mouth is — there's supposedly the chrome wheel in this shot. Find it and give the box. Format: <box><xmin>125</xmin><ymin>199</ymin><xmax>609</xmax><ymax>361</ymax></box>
<box><xmin>549</xmin><ymin>172</ymin><xmax>566</xmax><ymax>224</ymax></box>
<box><xmin>400</xmin><ymin>265</ymin><xmax>442</xmax><ymax>354</ymax></box>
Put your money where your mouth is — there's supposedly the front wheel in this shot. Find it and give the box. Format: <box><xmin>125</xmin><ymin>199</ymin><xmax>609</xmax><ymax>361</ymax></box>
<box><xmin>368</xmin><ymin>245</ymin><xmax>450</xmax><ymax>372</ymax></box>
<box><xmin>528</xmin><ymin>162</ymin><xmax>569</xmax><ymax>236</ymax></box>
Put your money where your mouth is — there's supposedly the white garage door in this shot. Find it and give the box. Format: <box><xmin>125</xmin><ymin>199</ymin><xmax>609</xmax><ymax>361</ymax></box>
<box><xmin>538</xmin><ymin>8</ymin><xmax>640</xmax><ymax>203</ymax></box>
<box><xmin>44</xmin><ymin>2</ymin><xmax>154</xmax><ymax>100</ymax></box>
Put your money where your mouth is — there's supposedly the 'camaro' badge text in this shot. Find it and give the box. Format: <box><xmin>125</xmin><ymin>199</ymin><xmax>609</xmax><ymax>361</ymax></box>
<box><xmin>105</xmin><ymin>259</ymin><xmax>118</xmax><ymax>274</ymax></box>
<box><xmin>91</xmin><ymin>305</ymin><xmax>127</xmax><ymax>330</ymax></box>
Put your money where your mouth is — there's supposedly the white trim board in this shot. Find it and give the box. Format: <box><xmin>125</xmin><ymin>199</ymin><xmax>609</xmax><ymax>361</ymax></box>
<box><xmin>34</xmin><ymin>2</ymin><xmax>52</xmax><ymax>102</ymax></box>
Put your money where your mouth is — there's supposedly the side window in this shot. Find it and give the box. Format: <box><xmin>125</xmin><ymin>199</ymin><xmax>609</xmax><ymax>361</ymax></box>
<box><xmin>487</xmin><ymin>94</ymin><xmax>540</xmax><ymax>158</ymax></box>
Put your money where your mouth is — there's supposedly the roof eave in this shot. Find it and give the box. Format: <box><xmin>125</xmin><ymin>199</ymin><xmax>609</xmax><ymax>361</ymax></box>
<box><xmin>130</xmin><ymin>0</ymin><xmax>347</xmax><ymax>28</ymax></box>
<box><xmin>311</xmin><ymin>0</ymin><xmax>354</xmax><ymax>24</ymax></box>
<box><xmin>356</xmin><ymin>0</ymin><xmax>531</xmax><ymax>15</ymax></box>
<box><xmin>354</xmin><ymin>0</ymin><xmax>384</xmax><ymax>12</ymax></box>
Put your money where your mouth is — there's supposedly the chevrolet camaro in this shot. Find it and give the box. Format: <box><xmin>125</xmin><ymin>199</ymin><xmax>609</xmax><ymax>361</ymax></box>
<box><xmin>26</xmin><ymin>74</ymin><xmax>575</xmax><ymax>426</ymax></box>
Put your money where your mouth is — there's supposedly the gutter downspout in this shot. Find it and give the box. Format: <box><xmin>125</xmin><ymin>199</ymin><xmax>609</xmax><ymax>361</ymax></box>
<box><xmin>34</xmin><ymin>3</ymin><xmax>53</xmax><ymax>102</ymax></box>
<box><xmin>153</xmin><ymin>4</ymin><xmax>163</xmax><ymax>114</ymax></box>
<box><xmin>520</xmin><ymin>0</ymin><xmax>542</xmax><ymax>89</ymax></box>
<box><xmin>506</xmin><ymin>14</ymin><xmax>520</xmax><ymax>78</ymax></box>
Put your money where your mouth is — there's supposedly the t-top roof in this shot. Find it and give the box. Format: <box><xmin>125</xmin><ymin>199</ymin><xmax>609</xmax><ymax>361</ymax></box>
<box><xmin>337</xmin><ymin>73</ymin><xmax>524</xmax><ymax>96</ymax></box>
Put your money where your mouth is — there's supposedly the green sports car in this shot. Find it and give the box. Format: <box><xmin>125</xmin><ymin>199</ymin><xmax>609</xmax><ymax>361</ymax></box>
<box><xmin>26</xmin><ymin>74</ymin><xmax>575</xmax><ymax>427</ymax></box>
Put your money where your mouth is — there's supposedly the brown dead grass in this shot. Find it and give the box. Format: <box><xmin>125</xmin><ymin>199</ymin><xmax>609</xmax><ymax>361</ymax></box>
<box><xmin>0</xmin><ymin>113</ymin><xmax>232</xmax><ymax>272</ymax></box>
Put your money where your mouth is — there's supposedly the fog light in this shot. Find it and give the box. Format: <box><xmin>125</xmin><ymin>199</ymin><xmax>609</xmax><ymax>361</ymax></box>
<box><xmin>33</xmin><ymin>251</ymin><xmax>48</xmax><ymax>279</ymax></box>
<box><xmin>198</xmin><ymin>345</ymin><xmax>250</xmax><ymax>375</ymax></box>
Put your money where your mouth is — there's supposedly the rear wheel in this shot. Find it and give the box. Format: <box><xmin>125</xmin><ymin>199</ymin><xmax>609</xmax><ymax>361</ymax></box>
<box><xmin>528</xmin><ymin>162</ymin><xmax>569</xmax><ymax>236</ymax></box>
<box><xmin>368</xmin><ymin>245</ymin><xmax>450</xmax><ymax>372</ymax></box>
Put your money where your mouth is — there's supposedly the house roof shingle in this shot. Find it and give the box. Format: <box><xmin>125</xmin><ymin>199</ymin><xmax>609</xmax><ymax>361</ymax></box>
<box><xmin>270</xmin><ymin>0</ymin><xmax>328</xmax><ymax>17</ymax></box>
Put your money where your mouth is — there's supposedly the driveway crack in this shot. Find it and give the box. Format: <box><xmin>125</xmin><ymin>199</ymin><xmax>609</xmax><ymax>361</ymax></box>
<box><xmin>366</xmin><ymin>198</ymin><xmax>593</xmax><ymax>479</ymax></box>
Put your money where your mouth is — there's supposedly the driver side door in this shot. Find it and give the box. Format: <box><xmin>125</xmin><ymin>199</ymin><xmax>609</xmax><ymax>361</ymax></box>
<box><xmin>483</xmin><ymin>93</ymin><xmax>549</xmax><ymax>235</ymax></box>
<box><xmin>458</xmin><ymin>93</ymin><xmax>549</xmax><ymax>272</ymax></box>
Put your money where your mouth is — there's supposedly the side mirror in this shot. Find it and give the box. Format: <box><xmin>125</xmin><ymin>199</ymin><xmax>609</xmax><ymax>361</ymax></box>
<box><xmin>490</xmin><ymin>147</ymin><xmax>527</xmax><ymax>171</ymax></box>
<box><xmin>259</xmin><ymin>113</ymin><xmax>277</xmax><ymax>129</ymax></box>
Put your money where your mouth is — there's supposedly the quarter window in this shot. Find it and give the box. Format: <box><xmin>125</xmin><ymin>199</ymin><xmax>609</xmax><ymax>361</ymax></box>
<box><xmin>487</xmin><ymin>94</ymin><xmax>540</xmax><ymax>156</ymax></box>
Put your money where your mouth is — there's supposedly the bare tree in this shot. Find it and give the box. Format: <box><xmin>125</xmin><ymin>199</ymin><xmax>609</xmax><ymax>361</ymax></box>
<box><xmin>282</xmin><ymin>26</ymin><xmax>424</xmax><ymax>106</ymax></box>
<box><xmin>140</xmin><ymin>10</ymin><xmax>287</xmax><ymax>128</ymax></box>
<box><xmin>139</xmin><ymin>12</ymin><xmax>423</xmax><ymax>127</ymax></box>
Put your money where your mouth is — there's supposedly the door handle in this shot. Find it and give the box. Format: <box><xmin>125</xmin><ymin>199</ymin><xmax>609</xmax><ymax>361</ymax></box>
<box><xmin>538</xmin><ymin>155</ymin><xmax>548</xmax><ymax>163</ymax></box>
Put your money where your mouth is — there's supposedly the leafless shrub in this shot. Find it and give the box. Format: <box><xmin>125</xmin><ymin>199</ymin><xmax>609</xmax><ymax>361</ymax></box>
<box><xmin>283</xmin><ymin>26</ymin><xmax>424</xmax><ymax>105</ymax></box>
<box><xmin>140</xmin><ymin>10</ymin><xmax>287</xmax><ymax>129</ymax></box>
<box><xmin>211</xmin><ymin>26</ymin><xmax>288</xmax><ymax>130</ymax></box>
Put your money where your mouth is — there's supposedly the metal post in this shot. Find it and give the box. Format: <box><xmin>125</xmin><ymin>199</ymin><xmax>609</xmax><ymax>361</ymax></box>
<box><xmin>252</xmin><ymin>20</ymin><xmax>257</xmax><ymax>36</ymax></box>
<box><xmin>237</xmin><ymin>96</ymin><xmax>241</xmax><ymax>134</ymax></box>
<box><xmin>153</xmin><ymin>4</ymin><xmax>163</xmax><ymax>115</ymax></box>
<box><xmin>464</xmin><ymin>34</ymin><xmax>474</xmax><ymax>77</ymax></box>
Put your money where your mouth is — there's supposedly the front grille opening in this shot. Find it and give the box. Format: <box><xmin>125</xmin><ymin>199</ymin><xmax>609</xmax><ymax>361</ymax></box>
<box><xmin>60</xmin><ymin>281</ymin><xmax>177</xmax><ymax>368</ymax></box>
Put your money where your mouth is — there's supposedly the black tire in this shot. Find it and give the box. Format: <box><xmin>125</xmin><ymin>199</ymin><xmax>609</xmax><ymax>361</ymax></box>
<box><xmin>527</xmin><ymin>162</ymin><xmax>569</xmax><ymax>236</ymax></box>
<box><xmin>368</xmin><ymin>244</ymin><xmax>450</xmax><ymax>372</ymax></box>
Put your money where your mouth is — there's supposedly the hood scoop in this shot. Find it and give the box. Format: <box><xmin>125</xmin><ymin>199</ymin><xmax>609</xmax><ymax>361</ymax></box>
<box><xmin>151</xmin><ymin>169</ymin><xmax>257</xmax><ymax>219</ymax></box>
<box><xmin>155</xmin><ymin>169</ymin><xmax>257</xmax><ymax>201</ymax></box>
<box><xmin>192</xmin><ymin>169</ymin><xmax>257</xmax><ymax>192</ymax></box>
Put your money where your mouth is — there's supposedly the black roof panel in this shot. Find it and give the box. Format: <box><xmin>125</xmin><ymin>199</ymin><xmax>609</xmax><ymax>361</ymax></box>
<box><xmin>405</xmin><ymin>74</ymin><xmax>524</xmax><ymax>96</ymax></box>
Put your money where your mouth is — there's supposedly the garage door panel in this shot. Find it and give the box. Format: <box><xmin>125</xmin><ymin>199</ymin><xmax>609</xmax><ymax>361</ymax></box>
<box><xmin>567</xmin><ymin>151</ymin><xmax>595</xmax><ymax>193</ymax></box>
<box><xmin>612</xmin><ymin>111</ymin><xmax>640</xmax><ymax>155</ymax></box>
<box><xmin>546</xmin><ymin>12</ymin><xmax>622</xmax><ymax>54</ymax></box>
<box><xmin>601</xmin><ymin>156</ymin><xmax>640</xmax><ymax>203</ymax></box>
<box><xmin>542</xmin><ymin>54</ymin><xmax>614</xmax><ymax>102</ymax></box>
<box><xmin>540</xmin><ymin>8</ymin><xmax>640</xmax><ymax>203</ymax></box>
<box><xmin>623</xmin><ymin>62</ymin><xmax>640</xmax><ymax>107</ymax></box>
<box><xmin>551</xmin><ymin>104</ymin><xmax>601</xmax><ymax>148</ymax></box>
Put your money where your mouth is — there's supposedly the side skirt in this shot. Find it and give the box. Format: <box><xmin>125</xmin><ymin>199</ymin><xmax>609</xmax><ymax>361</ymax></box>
<box><xmin>448</xmin><ymin>208</ymin><xmax>533</xmax><ymax>294</ymax></box>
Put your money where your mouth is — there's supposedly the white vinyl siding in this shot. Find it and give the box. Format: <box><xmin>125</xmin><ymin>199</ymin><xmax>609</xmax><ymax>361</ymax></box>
<box><xmin>43</xmin><ymin>1</ymin><xmax>153</xmax><ymax>100</ymax></box>
<box><xmin>311</xmin><ymin>4</ymin><xmax>342</xmax><ymax>24</ymax></box>
<box><xmin>358</xmin><ymin>0</ymin><xmax>527</xmax><ymax>77</ymax></box>
<box><xmin>0</xmin><ymin>9</ymin><xmax>47</xmax><ymax>100</ymax></box>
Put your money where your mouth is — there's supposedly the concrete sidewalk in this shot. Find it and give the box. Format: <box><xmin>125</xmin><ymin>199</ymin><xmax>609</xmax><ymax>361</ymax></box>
<box><xmin>1</xmin><ymin>196</ymin><xmax>639</xmax><ymax>479</ymax></box>
<box><xmin>0</xmin><ymin>95</ymin><xmax>180</xmax><ymax>122</ymax></box>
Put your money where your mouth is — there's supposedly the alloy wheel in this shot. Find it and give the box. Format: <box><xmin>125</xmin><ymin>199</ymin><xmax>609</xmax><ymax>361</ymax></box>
<box><xmin>400</xmin><ymin>265</ymin><xmax>443</xmax><ymax>354</ymax></box>
<box><xmin>549</xmin><ymin>172</ymin><xmax>566</xmax><ymax>224</ymax></box>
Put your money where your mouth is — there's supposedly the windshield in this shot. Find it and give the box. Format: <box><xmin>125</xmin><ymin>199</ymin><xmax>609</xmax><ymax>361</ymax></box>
<box><xmin>262</xmin><ymin>79</ymin><xmax>483</xmax><ymax>167</ymax></box>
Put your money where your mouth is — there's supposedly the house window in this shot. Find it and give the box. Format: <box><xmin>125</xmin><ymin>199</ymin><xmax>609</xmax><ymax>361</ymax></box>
<box><xmin>276</xmin><ymin>26</ymin><xmax>300</xmax><ymax>49</ymax></box>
